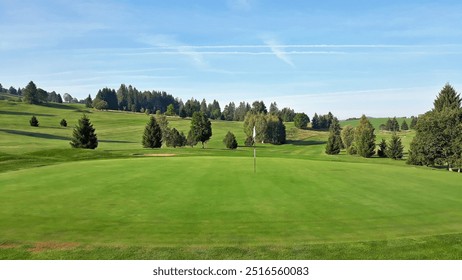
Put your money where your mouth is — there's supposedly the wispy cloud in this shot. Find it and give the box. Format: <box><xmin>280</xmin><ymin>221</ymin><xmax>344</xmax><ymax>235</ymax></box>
<box><xmin>263</xmin><ymin>39</ymin><xmax>295</xmax><ymax>67</ymax></box>
<box><xmin>139</xmin><ymin>34</ymin><xmax>208</xmax><ymax>68</ymax></box>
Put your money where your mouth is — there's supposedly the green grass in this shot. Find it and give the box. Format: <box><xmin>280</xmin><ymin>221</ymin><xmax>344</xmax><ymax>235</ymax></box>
<box><xmin>1</xmin><ymin>101</ymin><xmax>462</xmax><ymax>259</ymax></box>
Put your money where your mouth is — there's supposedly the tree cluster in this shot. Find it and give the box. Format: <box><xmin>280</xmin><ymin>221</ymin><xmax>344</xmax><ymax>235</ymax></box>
<box><xmin>244</xmin><ymin>112</ymin><xmax>286</xmax><ymax>145</ymax></box>
<box><xmin>408</xmin><ymin>84</ymin><xmax>462</xmax><ymax>171</ymax></box>
<box><xmin>312</xmin><ymin>112</ymin><xmax>335</xmax><ymax>130</ymax></box>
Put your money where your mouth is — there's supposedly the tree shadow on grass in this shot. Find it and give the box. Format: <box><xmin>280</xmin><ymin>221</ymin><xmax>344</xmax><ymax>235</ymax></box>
<box><xmin>286</xmin><ymin>140</ymin><xmax>326</xmax><ymax>146</ymax></box>
<box><xmin>0</xmin><ymin>111</ymin><xmax>55</xmax><ymax>117</ymax></box>
<box><xmin>39</xmin><ymin>103</ymin><xmax>76</xmax><ymax>111</ymax></box>
<box><xmin>0</xmin><ymin>129</ymin><xmax>135</xmax><ymax>144</ymax></box>
<box><xmin>99</xmin><ymin>139</ymin><xmax>136</xmax><ymax>144</ymax></box>
<box><xmin>0</xmin><ymin>128</ymin><xmax>70</xmax><ymax>141</ymax></box>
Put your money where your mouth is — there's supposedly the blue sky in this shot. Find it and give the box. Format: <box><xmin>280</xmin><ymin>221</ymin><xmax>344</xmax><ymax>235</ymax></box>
<box><xmin>1</xmin><ymin>0</ymin><xmax>462</xmax><ymax>118</ymax></box>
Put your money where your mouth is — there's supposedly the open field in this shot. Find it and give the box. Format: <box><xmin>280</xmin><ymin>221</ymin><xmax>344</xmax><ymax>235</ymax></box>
<box><xmin>1</xmin><ymin>100</ymin><xmax>461</xmax><ymax>259</ymax></box>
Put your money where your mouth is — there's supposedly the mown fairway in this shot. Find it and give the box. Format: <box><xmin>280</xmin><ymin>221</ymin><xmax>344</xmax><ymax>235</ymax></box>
<box><xmin>1</xmin><ymin>100</ymin><xmax>462</xmax><ymax>259</ymax></box>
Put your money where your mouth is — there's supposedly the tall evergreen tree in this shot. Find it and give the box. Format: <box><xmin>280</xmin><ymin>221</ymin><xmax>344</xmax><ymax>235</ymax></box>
<box><xmin>401</xmin><ymin>119</ymin><xmax>409</xmax><ymax>131</ymax></box>
<box><xmin>433</xmin><ymin>83</ymin><xmax>461</xmax><ymax>112</ymax></box>
<box><xmin>189</xmin><ymin>111</ymin><xmax>212</xmax><ymax>148</ymax></box>
<box><xmin>410</xmin><ymin>116</ymin><xmax>418</xmax><ymax>129</ymax></box>
<box><xmin>85</xmin><ymin>94</ymin><xmax>93</xmax><ymax>108</ymax></box>
<box><xmin>23</xmin><ymin>81</ymin><xmax>39</xmax><ymax>104</ymax></box>
<box><xmin>408</xmin><ymin>84</ymin><xmax>462</xmax><ymax>169</ymax></box>
<box><xmin>70</xmin><ymin>115</ymin><xmax>98</xmax><ymax>149</ymax></box>
<box><xmin>355</xmin><ymin>115</ymin><xmax>376</xmax><ymax>158</ymax></box>
<box><xmin>311</xmin><ymin>113</ymin><xmax>320</xmax><ymax>129</ymax></box>
<box><xmin>142</xmin><ymin>116</ymin><xmax>162</xmax><ymax>148</ymax></box>
<box><xmin>386</xmin><ymin>134</ymin><xmax>404</xmax><ymax>159</ymax></box>
<box><xmin>377</xmin><ymin>138</ymin><xmax>387</xmax><ymax>158</ymax></box>
<box><xmin>325</xmin><ymin>118</ymin><xmax>342</xmax><ymax>155</ymax></box>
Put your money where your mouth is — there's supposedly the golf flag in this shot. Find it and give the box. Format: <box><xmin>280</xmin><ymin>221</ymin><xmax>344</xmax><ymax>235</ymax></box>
<box><xmin>253</xmin><ymin>126</ymin><xmax>256</xmax><ymax>173</ymax></box>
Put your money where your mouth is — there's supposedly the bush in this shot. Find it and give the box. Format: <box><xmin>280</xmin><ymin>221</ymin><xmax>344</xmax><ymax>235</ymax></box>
<box><xmin>60</xmin><ymin>119</ymin><xmax>67</xmax><ymax>127</ymax></box>
<box><xmin>244</xmin><ymin>136</ymin><xmax>254</xmax><ymax>147</ymax></box>
<box><xmin>30</xmin><ymin>116</ymin><xmax>39</xmax><ymax>127</ymax></box>
<box><xmin>223</xmin><ymin>131</ymin><xmax>238</xmax><ymax>149</ymax></box>
<box><xmin>70</xmin><ymin>114</ymin><xmax>98</xmax><ymax>149</ymax></box>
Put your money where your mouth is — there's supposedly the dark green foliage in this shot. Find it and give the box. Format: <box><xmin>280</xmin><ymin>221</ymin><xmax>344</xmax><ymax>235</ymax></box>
<box><xmin>408</xmin><ymin>84</ymin><xmax>462</xmax><ymax>169</ymax></box>
<box><xmin>179</xmin><ymin>106</ymin><xmax>187</xmax><ymax>118</ymax></box>
<box><xmin>386</xmin><ymin>134</ymin><xmax>404</xmax><ymax>160</ymax></box>
<box><xmin>312</xmin><ymin>112</ymin><xmax>334</xmax><ymax>130</ymax></box>
<box><xmin>244</xmin><ymin>136</ymin><xmax>255</xmax><ymax>147</ymax></box>
<box><xmin>269</xmin><ymin>102</ymin><xmax>279</xmax><ymax>115</ymax></box>
<box><xmin>142</xmin><ymin>116</ymin><xmax>162</xmax><ymax>148</ymax></box>
<box><xmin>266</xmin><ymin>116</ymin><xmax>286</xmax><ymax>145</ymax></box>
<box><xmin>186</xmin><ymin>130</ymin><xmax>198</xmax><ymax>147</ymax></box>
<box><xmin>222</xmin><ymin>102</ymin><xmax>236</xmax><ymax>121</ymax></box>
<box><xmin>70</xmin><ymin>115</ymin><xmax>98</xmax><ymax>149</ymax></box>
<box><xmin>223</xmin><ymin>131</ymin><xmax>238</xmax><ymax>149</ymax></box>
<box><xmin>401</xmin><ymin>120</ymin><xmax>409</xmax><ymax>131</ymax></box>
<box><xmin>433</xmin><ymin>83</ymin><xmax>461</xmax><ymax>112</ymax></box>
<box><xmin>341</xmin><ymin>125</ymin><xmax>355</xmax><ymax>150</ymax></box>
<box><xmin>410</xmin><ymin>116</ymin><xmax>418</xmax><ymax>129</ymax></box>
<box><xmin>251</xmin><ymin>100</ymin><xmax>267</xmax><ymax>114</ymax></box>
<box><xmin>208</xmin><ymin>100</ymin><xmax>222</xmax><ymax>120</ymax></box>
<box><xmin>165</xmin><ymin>128</ymin><xmax>186</xmax><ymax>148</ymax></box>
<box><xmin>95</xmin><ymin>88</ymin><xmax>118</xmax><ymax>110</ymax></box>
<box><xmin>311</xmin><ymin>113</ymin><xmax>320</xmax><ymax>129</ymax></box>
<box><xmin>29</xmin><ymin>116</ymin><xmax>39</xmax><ymax>127</ymax></box>
<box><xmin>294</xmin><ymin>113</ymin><xmax>310</xmax><ymax>129</ymax></box>
<box><xmin>384</xmin><ymin>117</ymin><xmax>400</xmax><ymax>132</ymax></box>
<box><xmin>325</xmin><ymin>118</ymin><xmax>342</xmax><ymax>155</ymax></box>
<box><xmin>60</xmin><ymin>119</ymin><xmax>67</xmax><ymax>127</ymax></box>
<box><xmin>85</xmin><ymin>95</ymin><xmax>93</xmax><ymax>108</ymax></box>
<box><xmin>377</xmin><ymin>139</ymin><xmax>387</xmax><ymax>158</ymax></box>
<box><xmin>355</xmin><ymin>115</ymin><xmax>376</xmax><ymax>158</ymax></box>
<box><xmin>23</xmin><ymin>81</ymin><xmax>39</xmax><ymax>104</ymax></box>
<box><xmin>278</xmin><ymin>107</ymin><xmax>296</xmax><ymax>122</ymax></box>
<box><xmin>408</xmin><ymin>109</ymin><xmax>462</xmax><ymax>168</ymax></box>
<box><xmin>189</xmin><ymin>111</ymin><xmax>212</xmax><ymax>148</ymax></box>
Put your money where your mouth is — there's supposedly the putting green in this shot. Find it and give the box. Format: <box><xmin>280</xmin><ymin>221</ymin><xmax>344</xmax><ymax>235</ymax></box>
<box><xmin>1</xmin><ymin>156</ymin><xmax>461</xmax><ymax>247</ymax></box>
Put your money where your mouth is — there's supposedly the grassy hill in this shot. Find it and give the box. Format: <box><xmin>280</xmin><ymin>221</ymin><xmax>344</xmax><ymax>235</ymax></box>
<box><xmin>1</xmin><ymin>100</ymin><xmax>461</xmax><ymax>259</ymax></box>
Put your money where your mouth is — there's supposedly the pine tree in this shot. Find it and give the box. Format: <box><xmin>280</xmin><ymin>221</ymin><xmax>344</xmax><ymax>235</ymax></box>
<box><xmin>60</xmin><ymin>119</ymin><xmax>67</xmax><ymax>127</ymax></box>
<box><xmin>142</xmin><ymin>116</ymin><xmax>162</xmax><ymax>148</ymax></box>
<box><xmin>29</xmin><ymin>116</ymin><xmax>39</xmax><ymax>127</ymax></box>
<box><xmin>23</xmin><ymin>81</ymin><xmax>39</xmax><ymax>104</ymax></box>
<box><xmin>386</xmin><ymin>134</ymin><xmax>404</xmax><ymax>160</ymax></box>
<box><xmin>410</xmin><ymin>116</ymin><xmax>418</xmax><ymax>129</ymax></box>
<box><xmin>355</xmin><ymin>115</ymin><xmax>376</xmax><ymax>158</ymax></box>
<box><xmin>325</xmin><ymin>118</ymin><xmax>342</xmax><ymax>155</ymax></box>
<box><xmin>311</xmin><ymin>113</ymin><xmax>320</xmax><ymax>129</ymax></box>
<box><xmin>70</xmin><ymin>115</ymin><xmax>98</xmax><ymax>149</ymax></box>
<box><xmin>433</xmin><ymin>83</ymin><xmax>461</xmax><ymax>112</ymax></box>
<box><xmin>190</xmin><ymin>111</ymin><xmax>212</xmax><ymax>148</ymax></box>
<box><xmin>223</xmin><ymin>131</ymin><xmax>238</xmax><ymax>149</ymax></box>
<box><xmin>377</xmin><ymin>138</ymin><xmax>387</xmax><ymax>158</ymax></box>
<box><xmin>401</xmin><ymin>119</ymin><xmax>409</xmax><ymax>131</ymax></box>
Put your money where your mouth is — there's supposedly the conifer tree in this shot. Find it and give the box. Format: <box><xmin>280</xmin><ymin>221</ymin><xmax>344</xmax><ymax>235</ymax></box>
<box><xmin>377</xmin><ymin>138</ymin><xmax>387</xmax><ymax>158</ymax></box>
<box><xmin>386</xmin><ymin>134</ymin><xmax>404</xmax><ymax>159</ymax></box>
<box><xmin>401</xmin><ymin>119</ymin><xmax>409</xmax><ymax>131</ymax></box>
<box><xmin>29</xmin><ymin>116</ymin><xmax>39</xmax><ymax>127</ymax></box>
<box><xmin>60</xmin><ymin>119</ymin><xmax>67</xmax><ymax>127</ymax></box>
<box><xmin>189</xmin><ymin>111</ymin><xmax>212</xmax><ymax>148</ymax></box>
<box><xmin>223</xmin><ymin>131</ymin><xmax>238</xmax><ymax>149</ymax></box>
<box><xmin>355</xmin><ymin>115</ymin><xmax>376</xmax><ymax>158</ymax></box>
<box><xmin>142</xmin><ymin>116</ymin><xmax>162</xmax><ymax>148</ymax></box>
<box><xmin>433</xmin><ymin>83</ymin><xmax>461</xmax><ymax>112</ymax></box>
<box><xmin>325</xmin><ymin>118</ymin><xmax>342</xmax><ymax>155</ymax></box>
<box><xmin>70</xmin><ymin>115</ymin><xmax>98</xmax><ymax>149</ymax></box>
